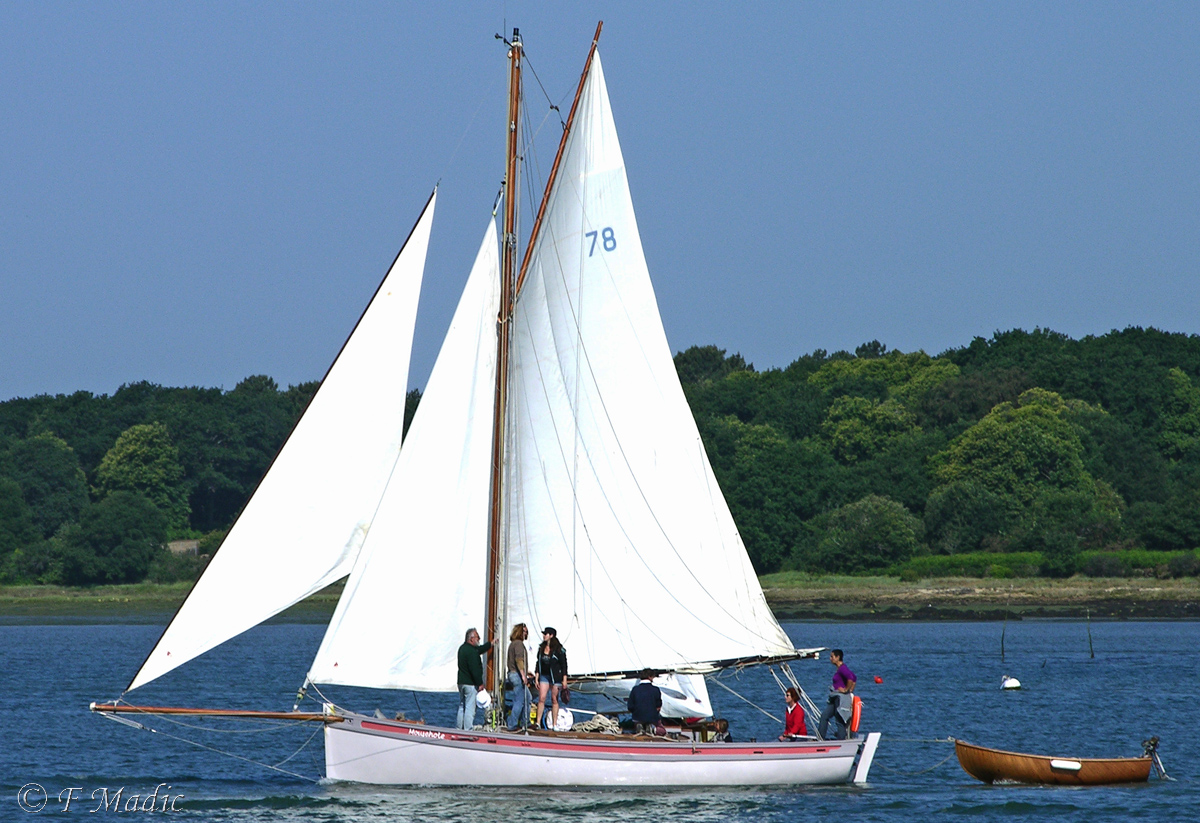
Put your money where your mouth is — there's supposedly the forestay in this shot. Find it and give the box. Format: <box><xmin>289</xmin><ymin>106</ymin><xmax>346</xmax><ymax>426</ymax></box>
<box><xmin>306</xmin><ymin>220</ymin><xmax>501</xmax><ymax>691</ymax></box>
<box><xmin>126</xmin><ymin>193</ymin><xmax>436</xmax><ymax>693</ymax></box>
<box><xmin>503</xmin><ymin>52</ymin><xmax>795</xmax><ymax>676</ymax></box>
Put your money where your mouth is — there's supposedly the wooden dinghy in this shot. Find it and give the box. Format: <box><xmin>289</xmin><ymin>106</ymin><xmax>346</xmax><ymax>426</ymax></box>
<box><xmin>955</xmin><ymin>739</ymin><xmax>1152</xmax><ymax>786</ymax></box>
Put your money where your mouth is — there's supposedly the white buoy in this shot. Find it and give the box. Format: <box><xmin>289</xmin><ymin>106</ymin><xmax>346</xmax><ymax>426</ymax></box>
<box><xmin>1001</xmin><ymin>675</ymin><xmax>1021</xmax><ymax>690</ymax></box>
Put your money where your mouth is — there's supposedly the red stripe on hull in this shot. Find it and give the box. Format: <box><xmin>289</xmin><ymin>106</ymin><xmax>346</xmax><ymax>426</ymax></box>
<box><xmin>358</xmin><ymin>720</ymin><xmax>839</xmax><ymax>756</ymax></box>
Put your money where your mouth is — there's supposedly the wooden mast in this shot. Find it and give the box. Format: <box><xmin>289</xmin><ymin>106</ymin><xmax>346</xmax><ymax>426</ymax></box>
<box><xmin>484</xmin><ymin>21</ymin><xmax>603</xmax><ymax>713</ymax></box>
<box><xmin>484</xmin><ymin>27</ymin><xmax>523</xmax><ymax>701</ymax></box>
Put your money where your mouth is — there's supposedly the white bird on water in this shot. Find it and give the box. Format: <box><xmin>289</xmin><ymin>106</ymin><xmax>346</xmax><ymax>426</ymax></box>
<box><xmin>1001</xmin><ymin>675</ymin><xmax>1022</xmax><ymax>690</ymax></box>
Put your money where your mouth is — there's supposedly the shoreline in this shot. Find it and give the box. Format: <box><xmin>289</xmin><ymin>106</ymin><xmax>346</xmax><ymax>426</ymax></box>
<box><xmin>3</xmin><ymin>577</ymin><xmax>1199</xmax><ymax>621</ymax></box>
<box><xmin>760</xmin><ymin>574</ymin><xmax>1200</xmax><ymax>620</ymax></box>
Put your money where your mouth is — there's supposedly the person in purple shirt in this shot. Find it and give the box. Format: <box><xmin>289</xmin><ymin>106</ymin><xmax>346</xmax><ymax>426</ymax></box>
<box><xmin>817</xmin><ymin>649</ymin><xmax>856</xmax><ymax>740</ymax></box>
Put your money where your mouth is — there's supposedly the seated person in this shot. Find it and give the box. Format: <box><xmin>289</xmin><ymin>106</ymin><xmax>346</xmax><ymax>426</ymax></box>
<box><xmin>711</xmin><ymin>718</ymin><xmax>732</xmax><ymax>743</ymax></box>
<box><xmin>627</xmin><ymin>670</ymin><xmax>663</xmax><ymax>736</ymax></box>
<box><xmin>780</xmin><ymin>687</ymin><xmax>807</xmax><ymax>739</ymax></box>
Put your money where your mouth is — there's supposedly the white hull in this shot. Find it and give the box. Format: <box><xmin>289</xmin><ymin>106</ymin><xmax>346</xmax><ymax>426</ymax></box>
<box><xmin>324</xmin><ymin>711</ymin><xmax>880</xmax><ymax>786</ymax></box>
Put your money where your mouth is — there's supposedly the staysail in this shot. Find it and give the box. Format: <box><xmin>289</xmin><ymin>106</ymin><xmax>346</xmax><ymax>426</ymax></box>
<box><xmin>306</xmin><ymin>219</ymin><xmax>501</xmax><ymax>691</ymax></box>
<box><xmin>503</xmin><ymin>52</ymin><xmax>795</xmax><ymax>675</ymax></box>
<box><xmin>126</xmin><ymin>192</ymin><xmax>437</xmax><ymax>693</ymax></box>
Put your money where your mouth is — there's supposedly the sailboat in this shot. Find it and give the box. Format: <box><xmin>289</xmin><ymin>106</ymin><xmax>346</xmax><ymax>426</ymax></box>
<box><xmin>92</xmin><ymin>23</ymin><xmax>881</xmax><ymax>787</ymax></box>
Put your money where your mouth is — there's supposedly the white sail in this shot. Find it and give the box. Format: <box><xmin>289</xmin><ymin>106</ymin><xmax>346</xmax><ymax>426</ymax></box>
<box><xmin>307</xmin><ymin>218</ymin><xmax>500</xmax><ymax>691</ymax></box>
<box><xmin>503</xmin><ymin>52</ymin><xmax>794</xmax><ymax>676</ymax></box>
<box><xmin>126</xmin><ymin>193</ymin><xmax>436</xmax><ymax>693</ymax></box>
<box><xmin>573</xmin><ymin>673</ymin><xmax>714</xmax><ymax>718</ymax></box>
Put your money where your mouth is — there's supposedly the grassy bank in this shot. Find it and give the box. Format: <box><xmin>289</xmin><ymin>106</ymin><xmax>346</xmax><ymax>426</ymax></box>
<box><xmin>3</xmin><ymin>576</ymin><xmax>1198</xmax><ymax>620</ymax></box>
<box><xmin>760</xmin><ymin>573</ymin><xmax>1200</xmax><ymax>619</ymax></box>
<box><xmin>0</xmin><ymin>580</ymin><xmax>345</xmax><ymax>620</ymax></box>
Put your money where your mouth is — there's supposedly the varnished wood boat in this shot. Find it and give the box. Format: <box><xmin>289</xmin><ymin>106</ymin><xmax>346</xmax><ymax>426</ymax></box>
<box><xmin>955</xmin><ymin>739</ymin><xmax>1152</xmax><ymax>786</ymax></box>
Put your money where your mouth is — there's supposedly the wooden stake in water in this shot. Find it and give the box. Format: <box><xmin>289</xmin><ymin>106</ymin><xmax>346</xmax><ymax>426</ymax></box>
<box><xmin>1001</xmin><ymin>590</ymin><xmax>1010</xmax><ymax>661</ymax></box>
<box><xmin>1087</xmin><ymin>607</ymin><xmax>1095</xmax><ymax>659</ymax></box>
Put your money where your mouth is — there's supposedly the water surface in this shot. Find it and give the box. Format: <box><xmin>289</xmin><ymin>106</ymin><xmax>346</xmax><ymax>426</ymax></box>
<box><xmin>2</xmin><ymin>619</ymin><xmax>1195</xmax><ymax>820</ymax></box>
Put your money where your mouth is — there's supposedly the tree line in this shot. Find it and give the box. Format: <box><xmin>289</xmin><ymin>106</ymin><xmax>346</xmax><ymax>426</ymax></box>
<box><xmin>680</xmin><ymin>327</ymin><xmax>1200</xmax><ymax>578</ymax></box>
<box><xmin>1</xmin><ymin>327</ymin><xmax>1198</xmax><ymax>586</ymax></box>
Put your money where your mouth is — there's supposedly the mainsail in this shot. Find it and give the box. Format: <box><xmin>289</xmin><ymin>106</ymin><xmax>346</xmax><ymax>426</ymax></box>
<box><xmin>126</xmin><ymin>192</ymin><xmax>437</xmax><ymax>693</ymax></box>
<box><xmin>304</xmin><ymin>49</ymin><xmax>794</xmax><ymax>694</ymax></box>
<box><xmin>502</xmin><ymin>52</ymin><xmax>794</xmax><ymax>675</ymax></box>
<box><xmin>307</xmin><ymin>219</ymin><xmax>500</xmax><ymax>690</ymax></box>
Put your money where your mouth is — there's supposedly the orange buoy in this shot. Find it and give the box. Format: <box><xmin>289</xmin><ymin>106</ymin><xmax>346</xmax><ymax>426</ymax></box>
<box><xmin>874</xmin><ymin>676</ymin><xmax>883</xmax><ymax>684</ymax></box>
<box><xmin>849</xmin><ymin>695</ymin><xmax>863</xmax><ymax>733</ymax></box>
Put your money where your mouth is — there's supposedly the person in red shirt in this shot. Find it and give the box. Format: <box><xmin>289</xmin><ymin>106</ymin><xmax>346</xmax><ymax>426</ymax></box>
<box><xmin>779</xmin><ymin>687</ymin><xmax>807</xmax><ymax>739</ymax></box>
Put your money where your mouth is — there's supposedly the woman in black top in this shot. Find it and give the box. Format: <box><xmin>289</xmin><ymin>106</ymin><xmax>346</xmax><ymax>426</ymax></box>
<box><xmin>533</xmin><ymin>627</ymin><xmax>568</xmax><ymax>730</ymax></box>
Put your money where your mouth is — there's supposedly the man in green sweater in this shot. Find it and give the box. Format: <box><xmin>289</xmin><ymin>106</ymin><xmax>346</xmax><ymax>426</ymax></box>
<box><xmin>456</xmin><ymin>627</ymin><xmax>493</xmax><ymax>729</ymax></box>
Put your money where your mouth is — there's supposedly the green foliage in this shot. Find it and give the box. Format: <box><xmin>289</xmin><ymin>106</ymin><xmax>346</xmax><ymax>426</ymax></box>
<box><xmin>674</xmin><ymin>345</ymin><xmax>753</xmax><ymax>384</ymax></box>
<box><xmin>1167</xmin><ymin>551</ymin><xmax>1200</xmax><ymax>578</ymax></box>
<box><xmin>1</xmin><ymin>326</ymin><xmax>1198</xmax><ymax>585</ymax></box>
<box><xmin>1125</xmin><ymin>489</ymin><xmax>1200</xmax><ymax>551</ymax></box>
<box><xmin>894</xmin><ymin>551</ymin><xmax>1044</xmax><ymax>579</ymax></box>
<box><xmin>924</xmin><ymin>480</ymin><xmax>1015</xmax><ymax>554</ymax></box>
<box><xmin>55</xmin><ymin>491</ymin><xmax>167</xmax><ymax>585</ymax></box>
<box><xmin>1159</xmin><ymin>368</ymin><xmax>1200</xmax><ymax>460</ymax></box>
<box><xmin>931</xmin><ymin>389</ymin><xmax>1094</xmax><ymax>505</ymax></box>
<box><xmin>4</xmin><ymin>432</ymin><xmax>89</xmax><ymax>537</ymax></box>
<box><xmin>147</xmin><ymin>549</ymin><xmax>210</xmax><ymax>583</ymax></box>
<box><xmin>809</xmin><ymin>350</ymin><xmax>960</xmax><ymax>406</ymax></box>
<box><xmin>794</xmin><ymin>495</ymin><xmax>924</xmax><ymax>573</ymax></box>
<box><xmin>95</xmin><ymin>422</ymin><xmax>191</xmax><ymax>533</ymax></box>
<box><xmin>704</xmin><ymin>417</ymin><xmax>810</xmax><ymax>573</ymax></box>
<box><xmin>0</xmin><ymin>478</ymin><xmax>39</xmax><ymax>557</ymax></box>
<box><xmin>1080</xmin><ymin>549</ymin><xmax>1200</xmax><ymax>578</ymax></box>
<box><xmin>821</xmin><ymin>396</ymin><xmax>918</xmax><ymax>463</ymax></box>
<box><xmin>197</xmin><ymin>528</ymin><xmax>227</xmax><ymax>556</ymax></box>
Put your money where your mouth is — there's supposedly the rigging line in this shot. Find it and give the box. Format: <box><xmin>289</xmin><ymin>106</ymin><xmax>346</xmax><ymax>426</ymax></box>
<box><xmin>304</xmin><ymin>681</ymin><xmax>346</xmax><ymax>715</ymax></box>
<box><xmin>873</xmin><ymin>751</ymin><xmax>957</xmax><ymax>776</ymax></box>
<box><xmin>521</xmin><ymin>224</ymin><xmax>785</xmax><ymax>653</ymax></box>
<box><xmin>124</xmin><ymin>714</ymin><xmax>317</xmax><ymax>735</ymax></box>
<box><xmin>273</xmin><ymin>723</ymin><xmax>323</xmax><ymax>768</ymax></box>
<box><xmin>708</xmin><ymin>676</ymin><xmax>780</xmax><ymax>724</ymax></box>
<box><xmin>522</xmin><ymin>51</ymin><xmax>566</xmax><ymax>129</ymax></box>
<box><xmin>440</xmin><ymin>59</ymin><xmax>503</xmax><ymax>182</ymax></box>
<box><xmin>519</xmin><ymin>101</ymin><xmax>547</xmax><ymax>251</ymax></box>
<box><xmin>96</xmin><ymin>711</ymin><xmax>320</xmax><ymax>784</ymax></box>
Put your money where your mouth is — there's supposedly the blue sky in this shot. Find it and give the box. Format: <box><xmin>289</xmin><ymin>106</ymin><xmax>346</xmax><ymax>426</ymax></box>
<box><xmin>2</xmin><ymin>2</ymin><xmax>1198</xmax><ymax>401</ymax></box>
